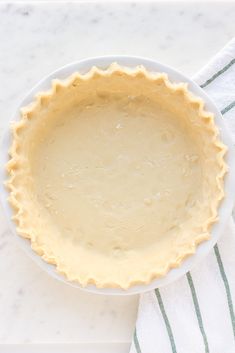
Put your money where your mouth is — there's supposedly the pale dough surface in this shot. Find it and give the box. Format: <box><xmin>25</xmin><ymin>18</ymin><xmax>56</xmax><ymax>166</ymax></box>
<box><xmin>7</xmin><ymin>65</ymin><xmax>227</xmax><ymax>288</ymax></box>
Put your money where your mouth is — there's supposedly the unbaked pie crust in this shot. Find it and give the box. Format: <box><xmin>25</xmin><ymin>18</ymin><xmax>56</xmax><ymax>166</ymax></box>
<box><xmin>6</xmin><ymin>64</ymin><xmax>227</xmax><ymax>289</ymax></box>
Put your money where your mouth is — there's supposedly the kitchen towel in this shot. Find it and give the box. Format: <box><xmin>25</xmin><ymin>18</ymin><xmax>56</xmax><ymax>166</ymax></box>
<box><xmin>130</xmin><ymin>38</ymin><xmax>235</xmax><ymax>353</ymax></box>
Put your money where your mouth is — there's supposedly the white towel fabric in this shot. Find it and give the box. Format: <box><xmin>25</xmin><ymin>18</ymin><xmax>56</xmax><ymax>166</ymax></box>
<box><xmin>130</xmin><ymin>38</ymin><xmax>235</xmax><ymax>353</ymax></box>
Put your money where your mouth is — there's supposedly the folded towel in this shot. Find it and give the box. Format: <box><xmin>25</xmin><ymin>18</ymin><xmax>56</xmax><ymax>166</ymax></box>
<box><xmin>130</xmin><ymin>38</ymin><xmax>235</xmax><ymax>353</ymax></box>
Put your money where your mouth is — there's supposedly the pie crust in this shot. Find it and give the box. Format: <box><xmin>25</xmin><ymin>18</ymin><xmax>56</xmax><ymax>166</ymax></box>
<box><xmin>6</xmin><ymin>64</ymin><xmax>227</xmax><ymax>289</ymax></box>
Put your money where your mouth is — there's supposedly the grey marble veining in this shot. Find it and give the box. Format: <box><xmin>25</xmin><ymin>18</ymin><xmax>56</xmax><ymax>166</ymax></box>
<box><xmin>0</xmin><ymin>1</ymin><xmax>235</xmax><ymax>345</ymax></box>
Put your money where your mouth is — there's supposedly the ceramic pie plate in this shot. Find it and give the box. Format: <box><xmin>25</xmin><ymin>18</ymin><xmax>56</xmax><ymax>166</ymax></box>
<box><xmin>1</xmin><ymin>56</ymin><xmax>235</xmax><ymax>296</ymax></box>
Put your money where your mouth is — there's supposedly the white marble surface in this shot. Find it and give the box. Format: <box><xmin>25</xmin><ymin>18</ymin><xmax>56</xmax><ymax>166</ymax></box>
<box><xmin>0</xmin><ymin>1</ymin><xmax>235</xmax><ymax>347</ymax></box>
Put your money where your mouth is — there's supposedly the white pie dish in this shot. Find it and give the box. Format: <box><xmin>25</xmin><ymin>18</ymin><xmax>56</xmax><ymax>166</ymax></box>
<box><xmin>1</xmin><ymin>55</ymin><xmax>235</xmax><ymax>296</ymax></box>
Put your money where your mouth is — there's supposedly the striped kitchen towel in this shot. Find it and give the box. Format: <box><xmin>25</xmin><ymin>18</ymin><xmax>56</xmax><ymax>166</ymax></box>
<box><xmin>130</xmin><ymin>38</ymin><xmax>235</xmax><ymax>353</ymax></box>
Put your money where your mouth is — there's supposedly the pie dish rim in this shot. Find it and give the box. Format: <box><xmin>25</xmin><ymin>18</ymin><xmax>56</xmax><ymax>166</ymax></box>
<box><xmin>1</xmin><ymin>55</ymin><xmax>235</xmax><ymax>295</ymax></box>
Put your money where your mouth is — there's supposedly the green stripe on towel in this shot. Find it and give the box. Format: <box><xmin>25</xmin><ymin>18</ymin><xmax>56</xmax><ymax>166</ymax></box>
<box><xmin>134</xmin><ymin>328</ymin><xmax>142</xmax><ymax>353</ymax></box>
<box><xmin>221</xmin><ymin>100</ymin><xmax>235</xmax><ymax>115</ymax></box>
<box><xmin>200</xmin><ymin>58</ymin><xmax>235</xmax><ymax>88</ymax></box>
<box><xmin>187</xmin><ymin>272</ymin><xmax>210</xmax><ymax>353</ymax></box>
<box><xmin>214</xmin><ymin>244</ymin><xmax>235</xmax><ymax>339</ymax></box>
<box><xmin>155</xmin><ymin>288</ymin><xmax>177</xmax><ymax>353</ymax></box>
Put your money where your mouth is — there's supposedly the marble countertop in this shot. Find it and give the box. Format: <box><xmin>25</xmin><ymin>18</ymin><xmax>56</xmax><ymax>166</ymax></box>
<box><xmin>0</xmin><ymin>1</ymin><xmax>235</xmax><ymax>349</ymax></box>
